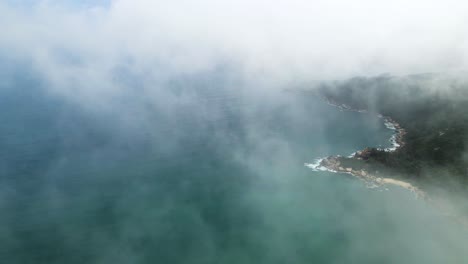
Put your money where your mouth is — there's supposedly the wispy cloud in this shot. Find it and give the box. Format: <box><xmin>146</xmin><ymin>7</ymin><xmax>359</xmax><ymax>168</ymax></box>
<box><xmin>2</xmin><ymin>0</ymin><xmax>468</xmax><ymax>87</ymax></box>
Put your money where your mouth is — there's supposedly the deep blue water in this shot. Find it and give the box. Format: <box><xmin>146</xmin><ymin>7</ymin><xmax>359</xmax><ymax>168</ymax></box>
<box><xmin>1</xmin><ymin>68</ymin><xmax>467</xmax><ymax>263</ymax></box>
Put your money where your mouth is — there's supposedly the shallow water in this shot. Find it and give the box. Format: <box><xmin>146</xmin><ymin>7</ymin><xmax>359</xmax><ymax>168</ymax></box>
<box><xmin>0</xmin><ymin>70</ymin><xmax>467</xmax><ymax>264</ymax></box>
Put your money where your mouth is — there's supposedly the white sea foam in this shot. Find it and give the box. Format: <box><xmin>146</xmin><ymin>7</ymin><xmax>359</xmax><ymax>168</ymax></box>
<box><xmin>304</xmin><ymin>158</ymin><xmax>336</xmax><ymax>172</ymax></box>
<box><xmin>381</xmin><ymin>117</ymin><xmax>402</xmax><ymax>152</ymax></box>
<box><xmin>384</xmin><ymin>119</ymin><xmax>396</xmax><ymax>130</ymax></box>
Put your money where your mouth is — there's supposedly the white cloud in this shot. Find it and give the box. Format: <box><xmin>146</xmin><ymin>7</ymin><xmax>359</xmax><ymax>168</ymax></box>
<box><xmin>1</xmin><ymin>0</ymin><xmax>467</xmax><ymax>97</ymax></box>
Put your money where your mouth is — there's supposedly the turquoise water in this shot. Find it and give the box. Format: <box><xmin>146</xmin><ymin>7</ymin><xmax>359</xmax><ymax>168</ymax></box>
<box><xmin>1</xmin><ymin>69</ymin><xmax>467</xmax><ymax>263</ymax></box>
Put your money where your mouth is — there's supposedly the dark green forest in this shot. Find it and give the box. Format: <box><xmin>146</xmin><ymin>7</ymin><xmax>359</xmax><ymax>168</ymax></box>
<box><xmin>318</xmin><ymin>74</ymin><xmax>468</xmax><ymax>191</ymax></box>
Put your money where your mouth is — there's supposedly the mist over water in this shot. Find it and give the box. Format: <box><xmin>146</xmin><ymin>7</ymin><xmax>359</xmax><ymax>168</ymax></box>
<box><xmin>2</xmin><ymin>0</ymin><xmax>468</xmax><ymax>262</ymax></box>
<box><xmin>1</xmin><ymin>65</ymin><xmax>467</xmax><ymax>264</ymax></box>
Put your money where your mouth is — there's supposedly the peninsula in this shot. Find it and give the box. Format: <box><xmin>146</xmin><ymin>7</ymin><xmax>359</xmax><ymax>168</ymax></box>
<box><xmin>309</xmin><ymin>73</ymin><xmax>468</xmax><ymax>210</ymax></box>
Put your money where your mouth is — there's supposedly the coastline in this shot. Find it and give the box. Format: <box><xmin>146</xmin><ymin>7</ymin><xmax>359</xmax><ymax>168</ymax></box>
<box><xmin>306</xmin><ymin>96</ymin><xmax>426</xmax><ymax>199</ymax></box>
<box><xmin>312</xmin><ymin>94</ymin><xmax>468</xmax><ymax>229</ymax></box>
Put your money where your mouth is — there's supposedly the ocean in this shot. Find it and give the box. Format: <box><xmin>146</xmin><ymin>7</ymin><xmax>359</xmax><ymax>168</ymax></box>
<box><xmin>1</xmin><ymin>69</ymin><xmax>467</xmax><ymax>263</ymax></box>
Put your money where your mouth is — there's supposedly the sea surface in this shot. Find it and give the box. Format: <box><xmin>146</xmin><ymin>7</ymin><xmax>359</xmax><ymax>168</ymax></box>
<box><xmin>1</xmin><ymin>68</ymin><xmax>468</xmax><ymax>263</ymax></box>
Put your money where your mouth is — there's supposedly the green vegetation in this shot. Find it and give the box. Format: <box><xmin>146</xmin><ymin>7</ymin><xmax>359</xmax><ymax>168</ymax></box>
<box><xmin>319</xmin><ymin>74</ymin><xmax>468</xmax><ymax>190</ymax></box>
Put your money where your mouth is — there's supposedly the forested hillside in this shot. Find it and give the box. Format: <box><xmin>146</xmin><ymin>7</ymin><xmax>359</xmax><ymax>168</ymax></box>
<box><xmin>319</xmin><ymin>74</ymin><xmax>468</xmax><ymax>190</ymax></box>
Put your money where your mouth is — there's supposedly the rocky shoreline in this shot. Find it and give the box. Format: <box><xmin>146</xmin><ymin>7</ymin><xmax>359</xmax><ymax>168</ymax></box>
<box><xmin>315</xmin><ymin>96</ymin><xmax>427</xmax><ymax>199</ymax></box>
<box><xmin>323</xmin><ymin>95</ymin><xmax>406</xmax><ymax>152</ymax></box>
<box><xmin>312</xmin><ymin>94</ymin><xmax>468</xmax><ymax>228</ymax></box>
<box><xmin>380</xmin><ymin>116</ymin><xmax>406</xmax><ymax>152</ymax></box>
<box><xmin>319</xmin><ymin>156</ymin><xmax>427</xmax><ymax>199</ymax></box>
